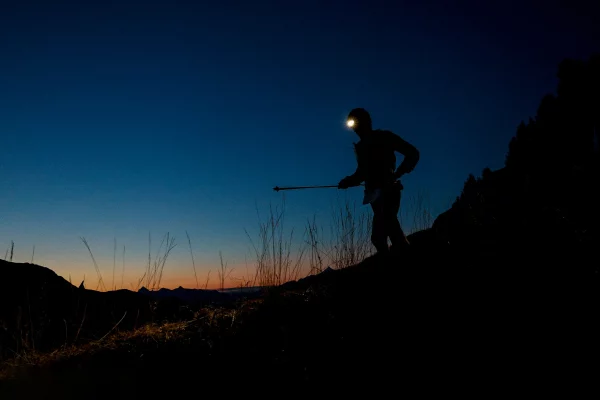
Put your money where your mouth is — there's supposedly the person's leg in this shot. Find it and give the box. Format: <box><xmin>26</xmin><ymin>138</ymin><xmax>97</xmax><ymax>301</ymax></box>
<box><xmin>386</xmin><ymin>183</ymin><xmax>410</xmax><ymax>250</ymax></box>
<box><xmin>370</xmin><ymin>198</ymin><xmax>389</xmax><ymax>254</ymax></box>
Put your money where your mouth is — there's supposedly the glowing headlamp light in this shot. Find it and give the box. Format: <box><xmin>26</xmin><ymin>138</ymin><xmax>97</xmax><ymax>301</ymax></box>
<box><xmin>346</xmin><ymin>119</ymin><xmax>355</xmax><ymax>128</ymax></box>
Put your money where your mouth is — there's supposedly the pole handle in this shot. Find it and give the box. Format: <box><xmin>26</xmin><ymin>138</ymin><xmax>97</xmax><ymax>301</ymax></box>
<box><xmin>273</xmin><ymin>185</ymin><xmax>339</xmax><ymax>192</ymax></box>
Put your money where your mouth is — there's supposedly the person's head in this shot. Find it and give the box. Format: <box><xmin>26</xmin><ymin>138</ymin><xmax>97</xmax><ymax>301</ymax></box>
<box><xmin>346</xmin><ymin>108</ymin><xmax>372</xmax><ymax>137</ymax></box>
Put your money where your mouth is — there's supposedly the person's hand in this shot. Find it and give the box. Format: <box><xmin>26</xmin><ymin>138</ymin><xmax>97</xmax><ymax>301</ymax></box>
<box><xmin>338</xmin><ymin>177</ymin><xmax>351</xmax><ymax>189</ymax></box>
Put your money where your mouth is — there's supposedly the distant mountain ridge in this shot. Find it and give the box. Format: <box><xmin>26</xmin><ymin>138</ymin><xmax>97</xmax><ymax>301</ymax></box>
<box><xmin>0</xmin><ymin>260</ymin><xmax>257</xmax><ymax>360</ymax></box>
<box><xmin>138</xmin><ymin>285</ymin><xmax>263</xmax><ymax>304</ymax></box>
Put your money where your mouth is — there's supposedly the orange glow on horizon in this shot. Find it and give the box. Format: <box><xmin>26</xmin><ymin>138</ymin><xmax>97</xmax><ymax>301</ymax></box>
<box><xmin>23</xmin><ymin>243</ymin><xmax>331</xmax><ymax>293</ymax></box>
<box><xmin>42</xmin><ymin>257</ymin><xmax>315</xmax><ymax>292</ymax></box>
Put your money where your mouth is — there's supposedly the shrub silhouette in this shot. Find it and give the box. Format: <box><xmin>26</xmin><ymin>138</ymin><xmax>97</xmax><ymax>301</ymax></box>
<box><xmin>433</xmin><ymin>54</ymin><xmax>599</xmax><ymax>269</ymax></box>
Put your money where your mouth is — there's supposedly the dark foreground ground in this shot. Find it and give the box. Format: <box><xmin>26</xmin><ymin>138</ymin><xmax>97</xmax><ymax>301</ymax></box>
<box><xmin>1</xmin><ymin>242</ymin><xmax>599</xmax><ymax>398</ymax></box>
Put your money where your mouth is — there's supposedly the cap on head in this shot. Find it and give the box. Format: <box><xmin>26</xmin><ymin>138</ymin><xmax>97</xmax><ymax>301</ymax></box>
<box><xmin>346</xmin><ymin>108</ymin><xmax>372</xmax><ymax>131</ymax></box>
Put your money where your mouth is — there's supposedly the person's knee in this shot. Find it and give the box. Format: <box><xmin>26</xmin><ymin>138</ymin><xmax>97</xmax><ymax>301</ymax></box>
<box><xmin>384</xmin><ymin>215</ymin><xmax>401</xmax><ymax>230</ymax></box>
<box><xmin>371</xmin><ymin>229</ymin><xmax>384</xmax><ymax>242</ymax></box>
<box><xmin>371</xmin><ymin>231</ymin><xmax>386</xmax><ymax>246</ymax></box>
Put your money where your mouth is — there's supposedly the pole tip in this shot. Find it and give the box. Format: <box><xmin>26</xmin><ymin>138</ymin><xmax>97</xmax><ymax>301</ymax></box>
<box><xmin>273</xmin><ymin>186</ymin><xmax>280</xmax><ymax>192</ymax></box>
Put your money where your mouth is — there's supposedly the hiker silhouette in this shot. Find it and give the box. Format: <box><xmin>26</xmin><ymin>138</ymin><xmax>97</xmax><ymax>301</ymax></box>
<box><xmin>338</xmin><ymin>108</ymin><xmax>420</xmax><ymax>255</ymax></box>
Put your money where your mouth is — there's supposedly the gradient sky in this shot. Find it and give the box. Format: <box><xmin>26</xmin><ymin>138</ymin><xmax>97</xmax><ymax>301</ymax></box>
<box><xmin>1</xmin><ymin>0</ymin><xmax>599</xmax><ymax>289</ymax></box>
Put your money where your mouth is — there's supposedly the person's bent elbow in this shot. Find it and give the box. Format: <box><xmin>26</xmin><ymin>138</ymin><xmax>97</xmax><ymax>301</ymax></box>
<box><xmin>409</xmin><ymin>148</ymin><xmax>420</xmax><ymax>172</ymax></box>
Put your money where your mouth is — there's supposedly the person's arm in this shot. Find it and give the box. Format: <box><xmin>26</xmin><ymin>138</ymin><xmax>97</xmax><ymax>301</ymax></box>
<box><xmin>339</xmin><ymin>144</ymin><xmax>366</xmax><ymax>189</ymax></box>
<box><xmin>389</xmin><ymin>131</ymin><xmax>419</xmax><ymax>178</ymax></box>
<box><xmin>344</xmin><ymin>165</ymin><xmax>365</xmax><ymax>187</ymax></box>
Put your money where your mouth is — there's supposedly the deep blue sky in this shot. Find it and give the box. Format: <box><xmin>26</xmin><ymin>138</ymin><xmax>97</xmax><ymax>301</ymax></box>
<box><xmin>1</xmin><ymin>0</ymin><xmax>598</xmax><ymax>288</ymax></box>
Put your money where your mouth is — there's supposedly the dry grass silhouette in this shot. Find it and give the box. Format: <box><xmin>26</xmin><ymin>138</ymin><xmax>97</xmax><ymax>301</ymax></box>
<box><xmin>4</xmin><ymin>241</ymin><xmax>14</xmax><ymax>262</ymax></box>
<box><xmin>136</xmin><ymin>232</ymin><xmax>176</xmax><ymax>291</ymax></box>
<box><xmin>401</xmin><ymin>189</ymin><xmax>434</xmax><ymax>234</ymax></box>
<box><xmin>245</xmin><ymin>198</ymin><xmax>306</xmax><ymax>287</ymax></box>
<box><xmin>217</xmin><ymin>251</ymin><xmax>232</xmax><ymax>291</ymax></box>
<box><xmin>185</xmin><ymin>231</ymin><xmax>200</xmax><ymax>289</ymax></box>
<box><xmin>78</xmin><ymin>232</ymin><xmax>176</xmax><ymax>292</ymax></box>
<box><xmin>80</xmin><ymin>237</ymin><xmax>107</xmax><ymax>291</ymax></box>
<box><xmin>305</xmin><ymin>199</ymin><xmax>373</xmax><ymax>273</ymax></box>
<box><xmin>0</xmin><ymin>194</ymin><xmax>435</xmax><ymax>379</ymax></box>
<box><xmin>4</xmin><ymin>191</ymin><xmax>431</xmax><ymax>293</ymax></box>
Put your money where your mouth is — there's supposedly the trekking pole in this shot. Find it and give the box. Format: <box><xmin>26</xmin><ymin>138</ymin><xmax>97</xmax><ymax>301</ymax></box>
<box><xmin>273</xmin><ymin>185</ymin><xmax>338</xmax><ymax>192</ymax></box>
<box><xmin>273</xmin><ymin>184</ymin><xmax>365</xmax><ymax>192</ymax></box>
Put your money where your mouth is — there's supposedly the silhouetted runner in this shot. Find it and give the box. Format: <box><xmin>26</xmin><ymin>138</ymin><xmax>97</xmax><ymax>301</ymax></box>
<box><xmin>338</xmin><ymin>108</ymin><xmax>420</xmax><ymax>256</ymax></box>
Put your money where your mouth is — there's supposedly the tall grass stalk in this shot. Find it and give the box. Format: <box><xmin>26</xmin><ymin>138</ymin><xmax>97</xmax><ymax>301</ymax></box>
<box><xmin>305</xmin><ymin>215</ymin><xmax>325</xmax><ymax>275</ymax></box>
<box><xmin>204</xmin><ymin>270</ymin><xmax>211</xmax><ymax>290</ymax></box>
<box><xmin>186</xmin><ymin>231</ymin><xmax>199</xmax><ymax>289</ymax></box>
<box><xmin>305</xmin><ymin>199</ymin><xmax>373</xmax><ymax>272</ymax></box>
<box><xmin>245</xmin><ymin>198</ymin><xmax>306</xmax><ymax>287</ymax></box>
<box><xmin>328</xmin><ymin>200</ymin><xmax>372</xmax><ymax>269</ymax></box>
<box><xmin>121</xmin><ymin>245</ymin><xmax>125</xmax><ymax>289</ymax></box>
<box><xmin>136</xmin><ymin>232</ymin><xmax>176</xmax><ymax>291</ymax></box>
<box><xmin>80</xmin><ymin>237</ymin><xmax>106</xmax><ymax>291</ymax></box>
<box><xmin>217</xmin><ymin>251</ymin><xmax>232</xmax><ymax>291</ymax></box>
<box><xmin>112</xmin><ymin>238</ymin><xmax>116</xmax><ymax>291</ymax></box>
<box><xmin>401</xmin><ymin>190</ymin><xmax>433</xmax><ymax>234</ymax></box>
